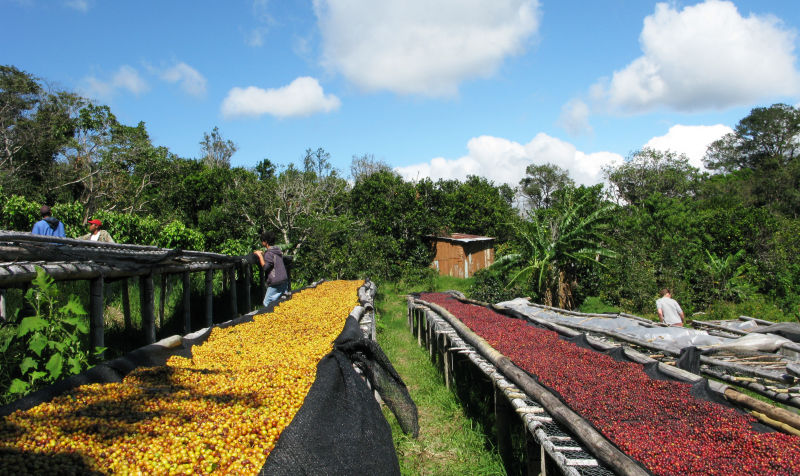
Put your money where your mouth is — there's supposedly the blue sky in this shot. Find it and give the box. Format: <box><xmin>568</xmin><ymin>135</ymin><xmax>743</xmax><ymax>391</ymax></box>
<box><xmin>3</xmin><ymin>0</ymin><xmax>799</xmax><ymax>186</ymax></box>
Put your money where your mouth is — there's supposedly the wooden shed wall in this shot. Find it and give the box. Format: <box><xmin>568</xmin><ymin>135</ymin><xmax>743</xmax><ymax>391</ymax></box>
<box><xmin>431</xmin><ymin>240</ymin><xmax>494</xmax><ymax>278</ymax></box>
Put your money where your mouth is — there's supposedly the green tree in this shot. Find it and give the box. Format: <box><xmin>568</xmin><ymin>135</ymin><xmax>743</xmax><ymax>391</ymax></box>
<box><xmin>704</xmin><ymin>104</ymin><xmax>800</xmax><ymax>216</ymax></box>
<box><xmin>519</xmin><ymin>163</ymin><xmax>574</xmax><ymax>209</ymax></box>
<box><xmin>501</xmin><ymin>186</ymin><xmax>617</xmax><ymax>309</ymax></box>
<box><xmin>604</xmin><ymin>148</ymin><xmax>701</xmax><ymax>206</ymax></box>
<box><xmin>200</xmin><ymin>126</ymin><xmax>237</xmax><ymax>169</ymax></box>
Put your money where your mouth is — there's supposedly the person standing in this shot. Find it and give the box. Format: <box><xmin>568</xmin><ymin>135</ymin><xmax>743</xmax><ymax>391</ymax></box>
<box><xmin>80</xmin><ymin>219</ymin><xmax>115</xmax><ymax>243</ymax></box>
<box><xmin>656</xmin><ymin>288</ymin><xmax>685</xmax><ymax>327</ymax></box>
<box><xmin>31</xmin><ymin>205</ymin><xmax>65</xmax><ymax>237</ymax></box>
<box><xmin>253</xmin><ymin>231</ymin><xmax>288</xmax><ymax>306</ymax></box>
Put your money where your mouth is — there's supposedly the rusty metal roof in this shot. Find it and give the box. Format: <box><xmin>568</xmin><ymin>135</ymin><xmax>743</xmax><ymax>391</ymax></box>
<box><xmin>427</xmin><ymin>233</ymin><xmax>494</xmax><ymax>243</ymax></box>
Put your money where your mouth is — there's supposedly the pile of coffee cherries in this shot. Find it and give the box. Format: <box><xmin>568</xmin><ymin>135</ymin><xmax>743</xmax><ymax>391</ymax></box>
<box><xmin>420</xmin><ymin>293</ymin><xmax>800</xmax><ymax>475</ymax></box>
<box><xmin>0</xmin><ymin>280</ymin><xmax>363</xmax><ymax>475</ymax></box>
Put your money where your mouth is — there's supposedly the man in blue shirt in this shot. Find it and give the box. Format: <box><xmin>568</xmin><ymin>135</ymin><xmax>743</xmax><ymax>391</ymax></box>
<box><xmin>31</xmin><ymin>205</ymin><xmax>65</xmax><ymax>237</ymax></box>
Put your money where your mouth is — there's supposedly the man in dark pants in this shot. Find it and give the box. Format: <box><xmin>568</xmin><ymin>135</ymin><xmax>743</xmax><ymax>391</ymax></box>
<box><xmin>253</xmin><ymin>231</ymin><xmax>289</xmax><ymax>305</ymax></box>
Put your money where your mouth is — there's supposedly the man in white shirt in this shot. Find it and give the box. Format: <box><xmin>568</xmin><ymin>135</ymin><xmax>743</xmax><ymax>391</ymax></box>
<box><xmin>656</xmin><ymin>288</ymin><xmax>684</xmax><ymax>326</ymax></box>
<box><xmin>80</xmin><ymin>219</ymin><xmax>115</xmax><ymax>243</ymax></box>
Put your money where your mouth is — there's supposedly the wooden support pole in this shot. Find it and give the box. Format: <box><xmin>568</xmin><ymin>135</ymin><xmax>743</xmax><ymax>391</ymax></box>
<box><xmin>417</xmin><ymin>310</ymin><xmax>423</xmax><ymax>347</ymax></box>
<box><xmin>525</xmin><ymin>430</ymin><xmax>542</xmax><ymax>476</ymax></box>
<box><xmin>159</xmin><ymin>273</ymin><xmax>167</xmax><ymax>328</ymax></box>
<box><xmin>0</xmin><ymin>288</ymin><xmax>6</xmax><ymax>322</ymax></box>
<box><xmin>182</xmin><ymin>271</ymin><xmax>191</xmax><ymax>335</ymax></box>
<box><xmin>205</xmin><ymin>269</ymin><xmax>213</xmax><ymax>327</ymax></box>
<box><xmin>242</xmin><ymin>263</ymin><xmax>251</xmax><ymax>313</ymax></box>
<box><xmin>229</xmin><ymin>267</ymin><xmax>238</xmax><ymax>318</ymax></box>
<box><xmin>495</xmin><ymin>385</ymin><xmax>515</xmax><ymax>474</ymax></box>
<box><xmin>89</xmin><ymin>276</ymin><xmax>104</xmax><ymax>360</ymax></box>
<box><xmin>121</xmin><ymin>278</ymin><xmax>131</xmax><ymax>335</ymax></box>
<box><xmin>140</xmin><ymin>274</ymin><xmax>155</xmax><ymax>344</ymax></box>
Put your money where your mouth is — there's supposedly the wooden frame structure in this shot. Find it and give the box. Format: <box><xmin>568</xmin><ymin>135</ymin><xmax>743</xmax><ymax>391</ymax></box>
<box><xmin>0</xmin><ymin>231</ymin><xmax>269</xmax><ymax>358</ymax></box>
<box><xmin>428</xmin><ymin>233</ymin><xmax>495</xmax><ymax>278</ymax></box>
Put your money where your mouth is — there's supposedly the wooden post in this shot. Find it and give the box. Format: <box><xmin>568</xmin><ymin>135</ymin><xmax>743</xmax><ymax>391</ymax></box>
<box><xmin>495</xmin><ymin>385</ymin><xmax>514</xmax><ymax>473</ymax></box>
<box><xmin>140</xmin><ymin>274</ymin><xmax>155</xmax><ymax>344</ymax></box>
<box><xmin>525</xmin><ymin>430</ymin><xmax>542</xmax><ymax>476</ymax></box>
<box><xmin>259</xmin><ymin>264</ymin><xmax>266</xmax><ymax>306</ymax></box>
<box><xmin>159</xmin><ymin>273</ymin><xmax>167</xmax><ymax>328</ymax></box>
<box><xmin>417</xmin><ymin>310</ymin><xmax>423</xmax><ymax>346</ymax></box>
<box><xmin>182</xmin><ymin>271</ymin><xmax>191</xmax><ymax>335</ymax></box>
<box><xmin>229</xmin><ymin>266</ymin><xmax>238</xmax><ymax>318</ymax></box>
<box><xmin>0</xmin><ymin>288</ymin><xmax>6</xmax><ymax>322</ymax></box>
<box><xmin>242</xmin><ymin>263</ymin><xmax>251</xmax><ymax>313</ymax></box>
<box><xmin>121</xmin><ymin>278</ymin><xmax>131</xmax><ymax>335</ymax></box>
<box><xmin>89</xmin><ymin>276</ymin><xmax>104</xmax><ymax>360</ymax></box>
<box><xmin>205</xmin><ymin>269</ymin><xmax>213</xmax><ymax>327</ymax></box>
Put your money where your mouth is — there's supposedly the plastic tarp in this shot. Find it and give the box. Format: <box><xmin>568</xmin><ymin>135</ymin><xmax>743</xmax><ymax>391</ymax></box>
<box><xmin>498</xmin><ymin>298</ymin><xmax>794</xmax><ymax>355</ymax></box>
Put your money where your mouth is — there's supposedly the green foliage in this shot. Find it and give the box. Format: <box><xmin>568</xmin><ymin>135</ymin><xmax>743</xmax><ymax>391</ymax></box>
<box><xmin>1</xmin><ymin>194</ymin><xmax>39</xmax><ymax>230</ymax></box>
<box><xmin>578</xmin><ymin>296</ymin><xmax>621</xmax><ymax>314</ymax></box>
<box><xmin>468</xmin><ymin>267</ymin><xmax>525</xmax><ymax>304</ymax></box>
<box><xmin>52</xmin><ymin>201</ymin><xmax>86</xmax><ymax>237</ymax></box>
<box><xmin>1</xmin><ymin>268</ymin><xmax>99</xmax><ymax>403</ymax></box>
<box><xmin>157</xmin><ymin>220</ymin><xmax>205</xmax><ymax>250</ymax></box>
<box><xmin>92</xmin><ymin>210</ymin><xmax>160</xmax><ymax>245</ymax></box>
<box><xmin>700</xmin><ymin>295</ymin><xmax>790</xmax><ymax>323</ymax></box>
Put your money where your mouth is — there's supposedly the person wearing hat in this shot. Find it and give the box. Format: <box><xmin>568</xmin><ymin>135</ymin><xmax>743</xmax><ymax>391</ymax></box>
<box><xmin>80</xmin><ymin>219</ymin><xmax>115</xmax><ymax>243</ymax></box>
<box><xmin>31</xmin><ymin>205</ymin><xmax>65</xmax><ymax>237</ymax></box>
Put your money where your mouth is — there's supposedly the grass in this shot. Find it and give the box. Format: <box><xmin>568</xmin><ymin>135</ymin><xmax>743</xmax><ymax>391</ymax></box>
<box><xmin>375</xmin><ymin>277</ymin><xmax>506</xmax><ymax>476</ymax></box>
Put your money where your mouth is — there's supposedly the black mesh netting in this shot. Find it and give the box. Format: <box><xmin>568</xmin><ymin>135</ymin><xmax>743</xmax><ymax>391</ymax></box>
<box><xmin>260</xmin><ymin>316</ymin><xmax>418</xmax><ymax>475</ymax></box>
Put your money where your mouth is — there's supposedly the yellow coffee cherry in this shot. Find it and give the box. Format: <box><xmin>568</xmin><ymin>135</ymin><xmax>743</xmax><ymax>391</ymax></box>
<box><xmin>0</xmin><ymin>280</ymin><xmax>364</xmax><ymax>475</ymax></box>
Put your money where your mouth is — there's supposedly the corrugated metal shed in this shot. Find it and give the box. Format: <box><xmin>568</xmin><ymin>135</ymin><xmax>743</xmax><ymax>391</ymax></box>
<box><xmin>428</xmin><ymin>233</ymin><xmax>495</xmax><ymax>278</ymax></box>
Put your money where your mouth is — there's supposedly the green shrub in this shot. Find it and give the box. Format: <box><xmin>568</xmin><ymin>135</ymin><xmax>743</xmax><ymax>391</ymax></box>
<box><xmin>157</xmin><ymin>220</ymin><xmax>205</xmax><ymax>250</ymax></box>
<box><xmin>699</xmin><ymin>294</ymin><xmax>790</xmax><ymax>322</ymax></box>
<box><xmin>0</xmin><ymin>268</ymin><xmax>101</xmax><ymax>404</ymax></box>
<box><xmin>2</xmin><ymin>195</ymin><xmax>39</xmax><ymax>231</ymax></box>
<box><xmin>579</xmin><ymin>296</ymin><xmax>621</xmax><ymax>314</ymax></box>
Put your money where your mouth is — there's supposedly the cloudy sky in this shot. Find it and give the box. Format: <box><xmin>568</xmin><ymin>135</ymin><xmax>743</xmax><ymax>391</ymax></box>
<box><xmin>3</xmin><ymin>0</ymin><xmax>799</xmax><ymax>186</ymax></box>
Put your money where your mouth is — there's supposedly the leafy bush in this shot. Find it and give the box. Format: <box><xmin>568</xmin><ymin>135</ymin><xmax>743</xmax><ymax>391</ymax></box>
<box><xmin>1</xmin><ymin>195</ymin><xmax>39</xmax><ymax>231</ymax></box>
<box><xmin>699</xmin><ymin>295</ymin><xmax>791</xmax><ymax>323</ymax></box>
<box><xmin>468</xmin><ymin>268</ymin><xmax>525</xmax><ymax>304</ymax></box>
<box><xmin>579</xmin><ymin>296</ymin><xmax>621</xmax><ymax>314</ymax></box>
<box><xmin>157</xmin><ymin>220</ymin><xmax>205</xmax><ymax>250</ymax></box>
<box><xmin>1</xmin><ymin>268</ymin><xmax>101</xmax><ymax>404</ymax></box>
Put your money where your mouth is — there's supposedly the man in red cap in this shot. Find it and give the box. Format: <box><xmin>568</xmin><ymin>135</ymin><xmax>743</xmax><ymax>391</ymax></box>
<box><xmin>80</xmin><ymin>219</ymin><xmax>115</xmax><ymax>243</ymax></box>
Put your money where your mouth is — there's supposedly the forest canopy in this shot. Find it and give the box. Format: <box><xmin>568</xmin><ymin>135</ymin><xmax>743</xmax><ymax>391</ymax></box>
<box><xmin>2</xmin><ymin>64</ymin><xmax>799</xmax><ymax>319</ymax></box>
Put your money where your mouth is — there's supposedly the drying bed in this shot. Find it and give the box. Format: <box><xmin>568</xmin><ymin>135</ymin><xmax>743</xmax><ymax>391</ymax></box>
<box><xmin>0</xmin><ymin>280</ymin><xmax>364</xmax><ymax>475</ymax></box>
<box><xmin>419</xmin><ymin>292</ymin><xmax>800</xmax><ymax>476</ymax></box>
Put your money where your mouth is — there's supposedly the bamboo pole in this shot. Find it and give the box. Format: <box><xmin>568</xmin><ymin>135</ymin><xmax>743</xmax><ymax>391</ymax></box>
<box><xmin>205</xmin><ymin>269</ymin><xmax>213</xmax><ymax>327</ymax></box>
<box><xmin>418</xmin><ymin>299</ymin><xmax>650</xmax><ymax>476</ymax></box>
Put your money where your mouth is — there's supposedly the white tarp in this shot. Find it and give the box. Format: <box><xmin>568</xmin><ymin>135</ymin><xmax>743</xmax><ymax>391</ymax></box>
<box><xmin>497</xmin><ymin>298</ymin><xmax>791</xmax><ymax>355</ymax></box>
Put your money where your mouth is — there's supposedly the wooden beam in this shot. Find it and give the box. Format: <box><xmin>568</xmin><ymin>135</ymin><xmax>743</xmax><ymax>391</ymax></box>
<box><xmin>205</xmin><ymin>269</ymin><xmax>213</xmax><ymax>327</ymax></box>
<box><xmin>182</xmin><ymin>271</ymin><xmax>191</xmax><ymax>335</ymax></box>
<box><xmin>89</xmin><ymin>276</ymin><xmax>104</xmax><ymax>361</ymax></box>
<box><xmin>140</xmin><ymin>274</ymin><xmax>155</xmax><ymax>344</ymax></box>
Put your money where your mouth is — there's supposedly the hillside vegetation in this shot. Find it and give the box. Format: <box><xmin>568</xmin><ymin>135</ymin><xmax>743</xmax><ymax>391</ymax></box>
<box><xmin>2</xmin><ymin>64</ymin><xmax>800</xmax><ymax>321</ymax></box>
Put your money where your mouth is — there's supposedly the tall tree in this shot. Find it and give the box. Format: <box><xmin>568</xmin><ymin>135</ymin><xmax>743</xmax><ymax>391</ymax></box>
<box><xmin>519</xmin><ymin>163</ymin><xmax>574</xmax><ymax>209</ymax></box>
<box><xmin>303</xmin><ymin>147</ymin><xmax>332</xmax><ymax>178</ymax></box>
<box><xmin>604</xmin><ymin>148</ymin><xmax>701</xmax><ymax>206</ymax></box>
<box><xmin>499</xmin><ymin>185</ymin><xmax>617</xmax><ymax>309</ymax></box>
<box><xmin>350</xmin><ymin>153</ymin><xmax>391</xmax><ymax>183</ymax></box>
<box><xmin>704</xmin><ymin>104</ymin><xmax>800</xmax><ymax>216</ymax></box>
<box><xmin>200</xmin><ymin>126</ymin><xmax>237</xmax><ymax>169</ymax></box>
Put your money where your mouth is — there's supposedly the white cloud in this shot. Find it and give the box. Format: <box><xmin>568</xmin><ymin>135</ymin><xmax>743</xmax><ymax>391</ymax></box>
<box><xmin>82</xmin><ymin>65</ymin><xmax>148</xmax><ymax>100</ymax></box>
<box><xmin>313</xmin><ymin>0</ymin><xmax>540</xmax><ymax>96</ymax></box>
<box><xmin>161</xmin><ymin>62</ymin><xmax>207</xmax><ymax>97</ymax></box>
<box><xmin>64</xmin><ymin>0</ymin><xmax>89</xmax><ymax>12</ymax></box>
<box><xmin>395</xmin><ymin>134</ymin><xmax>623</xmax><ymax>186</ymax></box>
<box><xmin>558</xmin><ymin>99</ymin><xmax>592</xmax><ymax>136</ymax></box>
<box><xmin>221</xmin><ymin>76</ymin><xmax>341</xmax><ymax>119</ymax></box>
<box><xmin>592</xmin><ymin>0</ymin><xmax>800</xmax><ymax>112</ymax></box>
<box><xmin>643</xmin><ymin>124</ymin><xmax>732</xmax><ymax>169</ymax></box>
